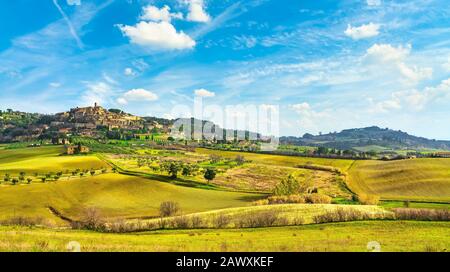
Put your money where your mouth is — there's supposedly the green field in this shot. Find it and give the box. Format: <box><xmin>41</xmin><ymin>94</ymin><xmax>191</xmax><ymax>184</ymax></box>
<box><xmin>0</xmin><ymin>173</ymin><xmax>262</xmax><ymax>225</ymax></box>
<box><xmin>0</xmin><ymin>221</ymin><xmax>448</xmax><ymax>252</ymax></box>
<box><xmin>348</xmin><ymin>159</ymin><xmax>450</xmax><ymax>202</ymax></box>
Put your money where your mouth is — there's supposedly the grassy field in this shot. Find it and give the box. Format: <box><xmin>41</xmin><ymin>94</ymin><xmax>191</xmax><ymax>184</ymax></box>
<box><xmin>124</xmin><ymin>204</ymin><xmax>392</xmax><ymax>231</ymax></box>
<box><xmin>348</xmin><ymin>158</ymin><xmax>450</xmax><ymax>202</ymax></box>
<box><xmin>0</xmin><ymin>173</ymin><xmax>262</xmax><ymax>225</ymax></box>
<box><xmin>0</xmin><ymin>146</ymin><xmax>108</xmax><ymax>175</ymax></box>
<box><xmin>0</xmin><ymin>221</ymin><xmax>448</xmax><ymax>252</ymax></box>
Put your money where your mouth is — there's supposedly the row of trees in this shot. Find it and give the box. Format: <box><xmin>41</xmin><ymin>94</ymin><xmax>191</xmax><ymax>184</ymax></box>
<box><xmin>2</xmin><ymin>168</ymin><xmax>108</xmax><ymax>185</ymax></box>
<box><xmin>157</xmin><ymin>161</ymin><xmax>217</xmax><ymax>184</ymax></box>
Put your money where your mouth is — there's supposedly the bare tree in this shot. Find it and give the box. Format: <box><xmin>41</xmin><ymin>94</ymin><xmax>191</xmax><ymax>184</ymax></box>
<box><xmin>159</xmin><ymin>201</ymin><xmax>180</xmax><ymax>217</ymax></box>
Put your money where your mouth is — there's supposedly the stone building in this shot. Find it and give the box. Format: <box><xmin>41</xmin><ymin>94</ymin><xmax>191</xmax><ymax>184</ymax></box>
<box><xmin>67</xmin><ymin>145</ymin><xmax>90</xmax><ymax>155</ymax></box>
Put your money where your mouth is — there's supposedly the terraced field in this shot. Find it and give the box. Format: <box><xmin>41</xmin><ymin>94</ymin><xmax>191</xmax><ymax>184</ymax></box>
<box><xmin>347</xmin><ymin>158</ymin><xmax>450</xmax><ymax>202</ymax></box>
<box><xmin>213</xmin><ymin>163</ymin><xmax>350</xmax><ymax>197</ymax></box>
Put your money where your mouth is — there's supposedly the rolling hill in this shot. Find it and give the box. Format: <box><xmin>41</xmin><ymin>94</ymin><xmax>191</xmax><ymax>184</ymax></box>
<box><xmin>280</xmin><ymin>126</ymin><xmax>450</xmax><ymax>151</ymax></box>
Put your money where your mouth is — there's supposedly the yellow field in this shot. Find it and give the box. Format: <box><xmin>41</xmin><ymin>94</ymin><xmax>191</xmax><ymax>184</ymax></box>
<box><xmin>348</xmin><ymin>158</ymin><xmax>450</xmax><ymax>202</ymax></box>
<box><xmin>0</xmin><ymin>173</ymin><xmax>263</xmax><ymax>226</ymax></box>
<box><xmin>0</xmin><ymin>146</ymin><xmax>107</xmax><ymax>175</ymax></box>
<box><xmin>0</xmin><ymin>221</ymin><xmax>448</xmax><ymax>252</ymax></box>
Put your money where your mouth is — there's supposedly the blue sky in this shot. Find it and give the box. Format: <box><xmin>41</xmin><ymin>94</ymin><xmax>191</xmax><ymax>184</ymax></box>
<box><xmin>1</xmin><ymin>0</ymin><xmax>450</xmax><ymax>139</ymax></box>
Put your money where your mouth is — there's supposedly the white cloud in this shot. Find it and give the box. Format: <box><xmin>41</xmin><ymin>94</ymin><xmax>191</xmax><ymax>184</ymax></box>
<box><xmin>141</xmin><ymin>5</ymin><xmax>183</xmax><ymax>22</ymax></box>
<box><xmin>186</xmin><ymin>0</ymin><xmax>211</xmax><ymax>23</ymax></box>
<box><xmin>103</xmin><ymin>73</ymin><xmax>118</xmax><ymax>85</ymax></box>
<box><xmin>291</xmin><ymin>102</ymin><xmax>311</xmax><ymax>112</ymax></box>
<box><xmin>365</xmin><ymin>43</ymin><xmax>432</xmax><ymax>84</ymax></box>
<box><xmin>397</xmin><ymin>62</ymin><xmax>433</xmax><ymax>82</ymax></box>
<box><xmin>291</xmin><ymin>103</ymin><xmax>336</xmax><ymax>134</ymax></box>
<box><xmin>163</xmin><ymin>113</ymin><xmax>175</xmax><ymax>120</ymax></box>
<box><xmin>118</xmin><ymin>21</ymin><xmax>196</xmax><ymax>50</ymax></box>
<box><xmin>124</xmin><ymin>67</ymin><xmax>135</xmax><ymax>76</ymax></box>
<box><xmin>82</xmin><ymin>81</ymin><xmax>113</xmax><ymax>106</ymax></box>
<box><xmin>49</xmin><ymin>82</ymin><xmax>61</xmax><ymax>88</ymax></box>
<box><xmin>67</xmin><ymin>0</ymin><xmax>81</xmax><ymax>5</ymax></box>
<box><xmin>370</xmin><ymin>78</ymin><xmax>450</xmax><ymax>113</ymax></box>
<box><xmin>366</xmin><ymin>43</ymin><xmax>410</xmax><ymax>62</ymax></box>
<box><xmin>366</xmin><ymin>0</ymin><xmax>381</xmax><ymax>6</ymax></box>
<box><xmin>116</xmin><ymin>97</ymin><xmax>128</xmax><ymax>105</ymax></box>
<box><xmin>443</xmin><ymin>58</ymin><xmax>450</xmax><ymax>72</ymax></box>
<box><xmin>344</xmin><ymin>23</ymin><xmax>380</xmax><ymax>40</ymax></box>
<box><xmin>194</xmin><ymin>88</ymin><xmax>215</xmax><ymax>97</ymax></box>
<box><xmin>118</xmin><ymin>88</ymin><xmax>159</xmax><ymax>104</ymax></box>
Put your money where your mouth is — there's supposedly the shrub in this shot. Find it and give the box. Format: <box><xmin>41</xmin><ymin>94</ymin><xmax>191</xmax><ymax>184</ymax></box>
<box><xmin>213</xmin><ymin>214</ymin><xmax>230</xmax><ymax>228</ymax></box>
<box><xmin>191</xmin><ymin>215</ymin><xmax>204</xmax><ymax>229</ymax></box>
<box><xmin>292</xmin><ymin>217</ymin><xmax>304</xmax><ymax>226</ymax></box>
<box><xmin>107</xmin><ymin>218</ymin><xmax>157</xmax><ymax>233</ymax></box>
<box><xmin>276</xmin><ymin>216</ymin><xmax>290</xmax><ymax>226</ymax></box>
<box><xmin>171</xmin><ymin>215</ymin><xmax>190</xmax><ymax>229</ymax></box>
<box><xmin>0</xmin><ymin>216</ymin><xmax>46</xmax><ymax>227</ymax></box>
<box><xmin>305</xmin><ymin>193</ymin><xmax>332</xmax><ymax>204</ymax></box>
<box><xmin>235</xmin><ymin>155</ymin><xmax>246</xmax><ymax>165</ymax></box>
<box><xmin>159</xmin><ymin>201</ymin><xmax>180</xmax><ymax>217</ymax></box>
<box><xmin>287</xmin><ymin>194</ymin><xmax>306</xmax><ymax>204</ymax></box>
<box><xmin>74</xmin><ymin>207</ymin><xmax>106</xmax><ymax>231</ymax></box>
<box><xmin>267</xmin><ymin>195</ymin><xmax>306</xmax><ymax>204</ymax></box>
<box><xmin>252</xmin><ymin>199</ymin><xmax>269</xmax><ymax>206</ymax></box>
<box><xmin>108</xmin><ymin>218</ymin><xmax>129</xmax><ymax>233</ymax></box>
<box><xmin>268</xmin><ymin>195</ymin><xmax>288</xmax><ymax>204</ymax></box>
<box><xmin>158</xmin><ymin>218</ymin><xmax>169</xmax><ymax>229</ymax></box>
<box><xmin>392</xmin><ymin>208</ymin><xmax>449</xmax><ymax>221</ymax></box>
<box><xmin>238</xmin><ymin>211</ymin><xmax>279</xmax><ymax>228</ymax></box>
<box><xmin>209</xmin><ymin>154</ymin><xmax>222</xmax><ymax>163</ymax></box>
<box><xmin>312</xmin><ymin>207</ymin><xmax>391</xmax><ymax>224</ymax></box>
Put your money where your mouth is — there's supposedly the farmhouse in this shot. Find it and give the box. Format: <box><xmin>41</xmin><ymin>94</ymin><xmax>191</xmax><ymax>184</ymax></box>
<box><xmin>66</xmin><ymin>145</ymin><xmax>90</xmax><ymax>155</ymax></box>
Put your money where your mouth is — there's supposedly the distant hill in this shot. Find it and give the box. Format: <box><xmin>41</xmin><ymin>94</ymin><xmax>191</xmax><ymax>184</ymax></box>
<box><xmin>280</xmin><ymin>126</ymin><xmax>450</xmax><ymax>151</ymax></box>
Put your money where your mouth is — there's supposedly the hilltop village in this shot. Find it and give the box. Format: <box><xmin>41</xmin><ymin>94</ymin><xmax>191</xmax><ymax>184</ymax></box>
<box><xmin>0</xmin><ymin>104</ymin><xmax>170</xmax><ymax>143</ymax></box>
<box><xmin>52</xmin><ymin>103</ymin><xmax>157</xmax><ymax>137</ymax></box>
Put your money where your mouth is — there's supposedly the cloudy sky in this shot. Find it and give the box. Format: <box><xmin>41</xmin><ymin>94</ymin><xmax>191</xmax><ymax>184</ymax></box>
<box><xmin>1</xmin><ymin>0</ymin><xmax>450</xmax><ymax>139</ymax></box>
